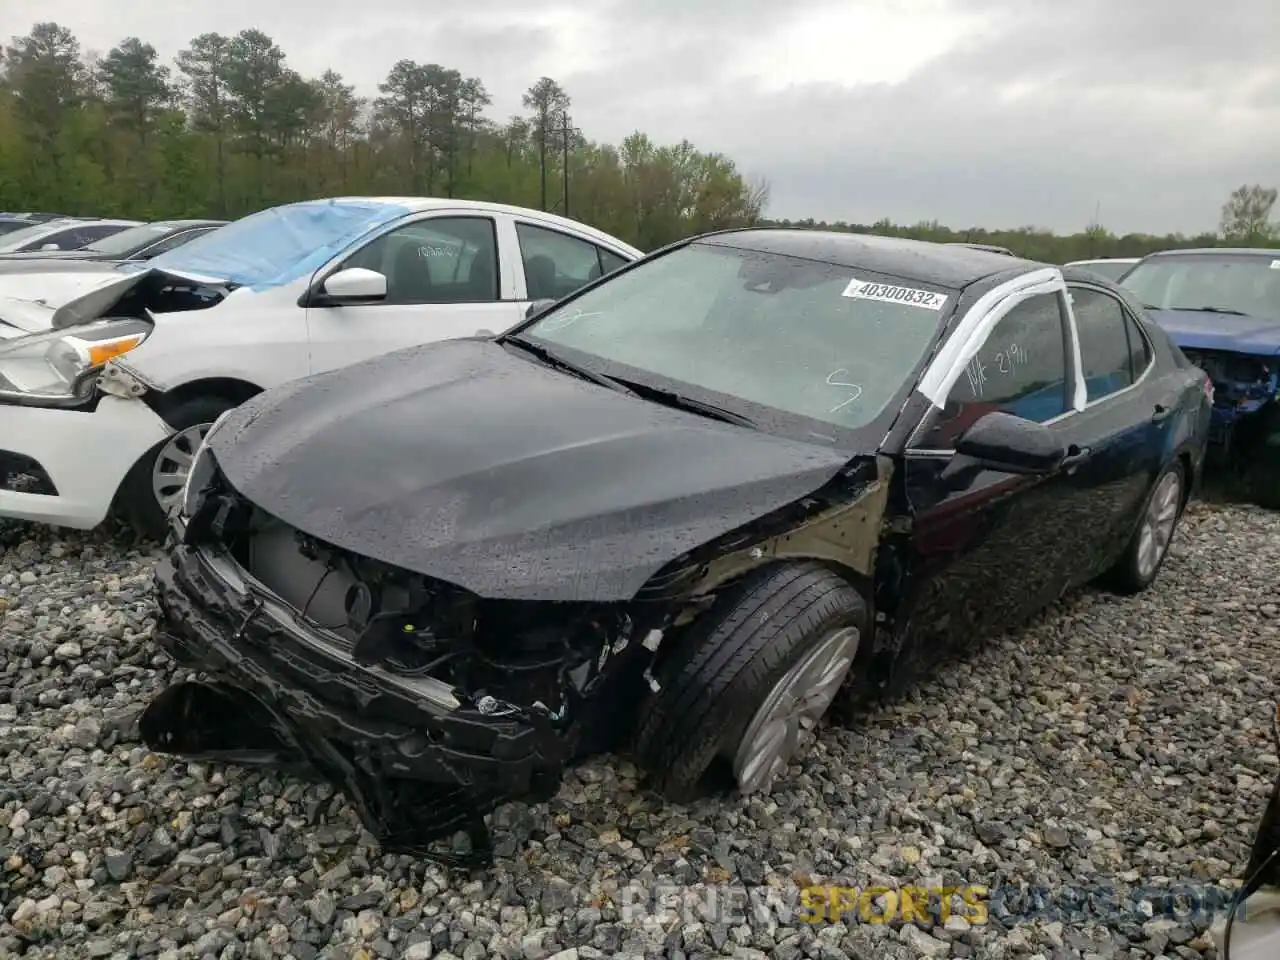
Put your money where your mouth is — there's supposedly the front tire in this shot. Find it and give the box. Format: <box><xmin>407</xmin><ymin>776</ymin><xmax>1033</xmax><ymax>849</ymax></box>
<box><xmin>633</xmin><ymin>562</ymin><xmax>864</xmax><ymax>803</ymax></box>
<box><xmin>116</xmin><ymin>395</ymin><xmax>236</xmax><ymax>539</ymax></box>
<box><xmin>1101</xmin><ymin>460</ymin><xmax>1185</xmax><ymax>595</ymax></box>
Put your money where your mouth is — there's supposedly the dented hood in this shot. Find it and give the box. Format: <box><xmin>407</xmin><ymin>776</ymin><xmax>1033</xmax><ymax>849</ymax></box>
<box><xmin>0</xmin><ymin>268</ymin><xmax>128</xmax><ymax>332</ymax></box>
<box><xmin>1147</xmin><ymin>308</ymin><xmax>1280</xmax><ymax>356</ymax></box>
<box><xmin>208</xmin><ymin>338</ymin><xmax>855</xmax><ymax>601</ymax></box>
<box><xmin>0</xmin><ymin>265</ymin><xmax>232</xmax><ymax>334</ymax></box>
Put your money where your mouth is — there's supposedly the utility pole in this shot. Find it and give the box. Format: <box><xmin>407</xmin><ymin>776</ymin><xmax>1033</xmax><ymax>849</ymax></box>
<box><xmin>538</xmin><ymin>119</ymin><xmax>548</xmax><ymax>211</ymax></box>
<box><xmin>548</xmin><ymin>111</ymin><xmax>578</xmax><ymax>217</ymax></box>
<box><xmin>562</xmin><ymin>112</ymin><xmax>570</xmax><ymax>218</ymax></box>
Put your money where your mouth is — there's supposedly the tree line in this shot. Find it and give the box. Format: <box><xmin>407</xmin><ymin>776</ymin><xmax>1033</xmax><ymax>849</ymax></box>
<box><xmin>0</xmin><ymin>22</ymin><xmax>1275</xmax><ymax>259</ymax></box>
<box><xmin>762</xmin><ymin>184</ymin><xmax>1280</xmax><ymax>264</ymax></box>
<box><xmin>0</xmin><ymin>23</ymin><xmax>768</xmax><ymax>251</ymax></box>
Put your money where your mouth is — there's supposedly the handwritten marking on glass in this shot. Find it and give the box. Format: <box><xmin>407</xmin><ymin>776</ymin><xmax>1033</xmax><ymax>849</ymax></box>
<box><xmin>826</xmin><ymin>368</ymin><xmax>863</xmax><ymax>412</ymax></box>
<box><xmin>965</xmin><ymin>356</ymin><xmax>988</xmax><ymax>397</ymax></box>
<box><xmin>994</xmin><ymin>341</ymin><xmax>1029</xmax><ymax>376</ymax></box>
<box><xmin>416</xmin><ymin>244</ymin><xmax>457</xmax><ymax>258</ymax></box>
<box><xmin>537</xmin><ymin>308</ymin><xmax>603</xmax><ymax>332</ymax></box>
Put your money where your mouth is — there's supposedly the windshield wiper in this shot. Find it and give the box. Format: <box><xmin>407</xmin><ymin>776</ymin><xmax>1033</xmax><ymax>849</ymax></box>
<box><xmin>609</xmin><ymin>377</ymin><xmax>757</xmax><ymax>429</ymax></box>
<box><xmin>501</xmin><ymin>337</ymin><xmax>633</xmax><ymax>394</ymax></box>
<box><xmin>1165</xmin><ymin>305</ymin><xmax>1250</xmax><ymax>315</ymax></box>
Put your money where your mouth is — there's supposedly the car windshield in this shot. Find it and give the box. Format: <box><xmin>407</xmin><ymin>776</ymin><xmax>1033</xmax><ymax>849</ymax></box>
<box><xmin>518</xmin><ymin>242</ymin><xmax>954</xmax><ymax>435</ymax></box>
<box><xmin>134</xmin><ymin>200</ymin><xmax>412</xmax><ymax>287</ymax></box>
<box><xmin>0</xmin><ymin>223</ymin><xmax>66</xmax><ymax>252</ymax></box>
<box><xmin>1121</xmin><ymin>253</ymin><xmax>1280</xmax><ymax>318</ymax></box>
<box><xmin>1076</xmin><ymin>260</ymin><xmax>1133</xmax><ymax>280</ymax></box>
<box><xmin>81</xmin><ymin>223</ymin><xmax>173</xmax><ymax>255</ymax></box>
<box><xmin>0</xmin><ymin>220</ymin><xmax>34</xmax><ymax>237</ymax></box>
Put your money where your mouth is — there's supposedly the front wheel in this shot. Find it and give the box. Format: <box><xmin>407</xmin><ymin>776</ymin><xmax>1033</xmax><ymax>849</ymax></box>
<box><xmin>632</xmin><ymin>562</ymin><xmax>865</xmax><ymax>802</ymax></box>
<box><xmin>1100</xmin><ymin>460</ymin><xmax>1186</xmax><ymax>595</ymax></box>
<box><xmin>116</xmin><ymin>395</ymin><xmax>236</xmax><ymax>539</ymax></box>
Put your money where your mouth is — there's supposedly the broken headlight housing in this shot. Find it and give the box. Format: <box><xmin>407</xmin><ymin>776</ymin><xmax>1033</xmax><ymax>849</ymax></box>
<box><xmin>0</xmin><ymin>318</ymin><xmax>151</xmax><ymax>407</ymax></box>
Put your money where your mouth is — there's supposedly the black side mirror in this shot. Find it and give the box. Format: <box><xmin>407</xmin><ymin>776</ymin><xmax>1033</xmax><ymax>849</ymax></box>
<box><xmin>525</xmin><ymin>298</ymin><xmax>557</xmax><ymax>321</ymax></box>
<box><xmin>945</xmin><ymin>411</ymin><xmax>1066</xmax><ymax>482</ymax></box>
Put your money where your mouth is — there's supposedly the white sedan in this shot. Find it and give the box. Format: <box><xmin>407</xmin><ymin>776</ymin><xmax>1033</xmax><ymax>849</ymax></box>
<box><xmin>0</xmin><ymin>197</ymin><xmax>642</xmax><ymax>535</ymax></box>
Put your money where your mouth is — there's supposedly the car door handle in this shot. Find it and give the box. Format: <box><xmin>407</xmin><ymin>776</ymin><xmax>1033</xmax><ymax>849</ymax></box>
<box><xmin>1151</xmin><ymin>400</ymin><xmax>1177</xmax><ymax>422</ymax></box>
<box><xmin>1060</xmin><ymin>444</ymin><xmax>1091</xmax><ymax>469</ymax></box>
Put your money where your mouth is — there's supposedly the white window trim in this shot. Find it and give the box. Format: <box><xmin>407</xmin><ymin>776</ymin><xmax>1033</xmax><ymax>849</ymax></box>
<box><xmin>907</xmin><ymin>267</ymin><xmax>1083</xmax><ymax>452</ymax></box>
<box><xmin>918</xmin><ymin>267</ymin><xmax>1086</xmax><ymax>410</ymax></box>
<box><xmin>906</xmin><ymin>274</ymin><xmax>1163</xmax><ymax>454</ymax></box>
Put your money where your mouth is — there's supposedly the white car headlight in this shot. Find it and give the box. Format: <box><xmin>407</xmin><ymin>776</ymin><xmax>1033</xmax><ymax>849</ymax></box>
<box><xmin>179</xmin><ymin>409</ymin><xmax>232</xmax><ymax>518</ymax></box>
<box><xmin>0</xmin><ymin>318</ymin><xmax>151</xmax><ymax>406</ymax></box>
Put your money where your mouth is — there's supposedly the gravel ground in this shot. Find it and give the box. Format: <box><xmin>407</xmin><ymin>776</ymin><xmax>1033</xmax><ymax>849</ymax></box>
<box><xmin>1</xmin><ymin>501</ymin><xmax>1278</xmax><ymax>960</ymax></box>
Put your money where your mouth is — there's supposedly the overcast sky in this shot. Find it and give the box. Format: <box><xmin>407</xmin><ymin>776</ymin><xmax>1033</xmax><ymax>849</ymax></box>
<box><xmin>11</xmin><ymin>0</ymin><xmax>1280</xmax><ymax>234</ymax></box>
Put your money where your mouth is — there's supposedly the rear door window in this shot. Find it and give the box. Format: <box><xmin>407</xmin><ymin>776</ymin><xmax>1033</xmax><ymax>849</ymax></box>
<box><xmin>1070</xmin><ymin>286</ymin><xmax>1134</xmax><ymax>402</ymax></box>
<box><xmin>516</xmin><ymin>222</ymin><xmax>626</xmax><ymax>300</ymax></box>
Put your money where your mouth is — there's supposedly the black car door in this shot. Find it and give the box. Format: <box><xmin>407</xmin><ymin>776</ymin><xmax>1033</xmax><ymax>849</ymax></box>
<box><xmin>886</xmin><ymin>289</ymin><xmax>1087</xmax><ymax>664</ymax></box>
<box><xmin>1051</xmin><ymin>283</ymin><xmax>1177</xmax><ymax>584</ymax></box>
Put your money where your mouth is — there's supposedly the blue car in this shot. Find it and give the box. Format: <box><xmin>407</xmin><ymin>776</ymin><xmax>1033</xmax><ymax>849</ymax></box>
<box><xmin>1120</xmin><ymin>247</ymin><xmax>1280</xmax><ymax>506</ymax></box>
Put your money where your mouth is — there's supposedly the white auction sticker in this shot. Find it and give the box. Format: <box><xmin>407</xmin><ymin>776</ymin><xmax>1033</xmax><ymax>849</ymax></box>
<box><xmin>842</xmin><ymin>278</ymin><xmax>948</xmax><ymax>310</ymax></box>
<box><xmin>1270</xmin><ymin>259</ymin><xmax>1280</xmax><ymax>269</ymax></box>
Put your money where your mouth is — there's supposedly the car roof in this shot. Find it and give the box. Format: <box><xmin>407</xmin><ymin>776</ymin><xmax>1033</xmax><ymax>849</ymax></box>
<box><xmin>946</xmin><ymin>242</ymin><xmax>1015</xmax><ymax>255</ymax></box>
<box><xmin>36</xmin><ymin>217</ymin><xmax>142</xmax><ymax>230</ymax></box>
<box><xmin>315</xmin><ymin>197</ymin><xmax>645</xmax><ymax>256</ymax></box>
<box><xmin>151</xmin><ymin>219</ymin><xmax>229</xmax><ymax>229</ymax></box>
<box><xmin>693</xmin><ymin>228</ymin><xmax>1043</xmax><ymax>288</ymax></box>
<box><xmin>1139</xmin><ymin>247</ymin><xmax>1280</xmax><ymax>258</ymax></box>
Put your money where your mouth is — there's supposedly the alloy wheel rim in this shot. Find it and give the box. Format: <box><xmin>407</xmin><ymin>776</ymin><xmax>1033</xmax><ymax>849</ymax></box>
<box><xmin>151</xmin><ymin>423</ymin><xmax>212</xmax><ymax>514</ymax></box>
<box><xmin>732</xmin><ymin>626</ymin><xmax>860</xmax><ymax>794</ymax></box>
<box><xmin>1136</xmin><ymin>470</ymin><xmax>1181</xmax><ymax>580</ymax></box>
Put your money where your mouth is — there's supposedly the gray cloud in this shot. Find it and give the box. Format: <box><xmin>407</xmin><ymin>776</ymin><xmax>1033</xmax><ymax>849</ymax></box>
<box><xmin>8</xmin><ymin>0</ymin><xmax>1280</xmax><ymax>233</ymax></box>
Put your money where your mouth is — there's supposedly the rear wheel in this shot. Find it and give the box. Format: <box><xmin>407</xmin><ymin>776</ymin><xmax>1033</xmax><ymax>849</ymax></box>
<box><xmin>116</xmin><ymin>395</ymin><xmax>235</xmax><ymax>539</ymax></box>
<box><xmin>633</xmin><ymin>562</ymin><xmax>864</xmax><ymax>802</ymax></box>
<box><xmin>1100</xmin><ymin>460</ymin><xmax>1185</xmax><ymax>595</ymax></box>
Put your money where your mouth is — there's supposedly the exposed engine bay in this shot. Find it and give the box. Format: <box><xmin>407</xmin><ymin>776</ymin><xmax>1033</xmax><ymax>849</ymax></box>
<box><xmin>238</xmin><ymin>515</ymin><xmax>645</xmax><ymax>724</ymax></box>
<box><xmin>145</xmin><ymin>466</ymin><xmax>689</xmax><ymax>866</ymax></box>
<box><xmin>1180</xmin><ymin>347</ymin><xmax>1278</xmax><ymax>449</ymax></box>
<box><xmin>140</xmin><ymin>438</ymin><xmax>890</xmax><ymax>867</ymax></box>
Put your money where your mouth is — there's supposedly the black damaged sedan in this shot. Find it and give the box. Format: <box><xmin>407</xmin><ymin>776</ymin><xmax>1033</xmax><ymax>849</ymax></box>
<box><xmin>143</xmin><ymin>229</ymin><xmax>1212</xmax><ymax>864</ymax></box>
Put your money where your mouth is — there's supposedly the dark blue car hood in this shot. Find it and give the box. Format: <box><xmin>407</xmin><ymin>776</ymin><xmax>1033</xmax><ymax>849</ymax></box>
<box><xmin>1147</xmin><ymin>308</ymin><xmax>1280</xmax><ymax>356</ymax></box>
<box><xmin>207</xmin><ymin>338</ymin><xmax>856</xmax><ymax>601</ymax></box>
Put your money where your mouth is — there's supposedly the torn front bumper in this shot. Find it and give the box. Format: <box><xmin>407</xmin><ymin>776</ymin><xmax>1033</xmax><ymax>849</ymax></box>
<box><xmin>146</xmin><ymin>538</ymin><xmax>572</xmax><ymax>864</ymax></box>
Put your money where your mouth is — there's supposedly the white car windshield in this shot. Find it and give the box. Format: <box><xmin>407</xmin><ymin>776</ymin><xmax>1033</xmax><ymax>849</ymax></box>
<box><xmin>519</xmin><ymin>242</ymin><xmax>954</xmax><ymax>433</ymax></box>
<box><xmin>1122</xmin><ymin>253</ymin><xmax>1280</xmax><ymax>319</ymax></box>
<box><xmin>81</xmin><ymin>223</ymin><xmax>174</xmax><ymax>255</ymax></box>
<box><xmin>141</xmin><ymin>200</ymin><xmax>413</xmax><ymax>287</ymax></box>
<box><xmin>0</xmin><ymin>223</ymin><xmax>68</xmax><ymax>252</ymax></box>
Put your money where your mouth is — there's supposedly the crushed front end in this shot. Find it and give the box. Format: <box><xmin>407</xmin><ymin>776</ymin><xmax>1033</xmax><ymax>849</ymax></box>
<box><xmin>145</xmin><ymin>455</ymin><xmax>661</xmax><ymax>866</ymax></box>
<box><xmin>1179</xmin><ymin>346</ymin><xmax>1279</xmax><ymax>454</ymax></box>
